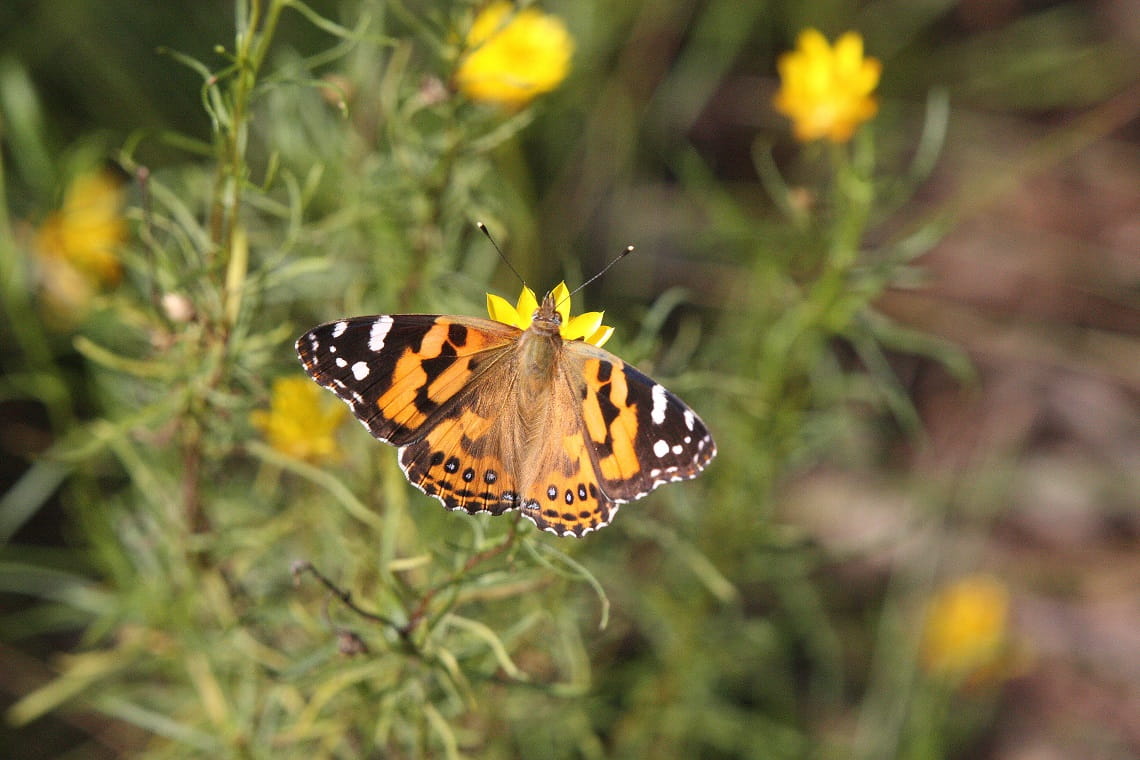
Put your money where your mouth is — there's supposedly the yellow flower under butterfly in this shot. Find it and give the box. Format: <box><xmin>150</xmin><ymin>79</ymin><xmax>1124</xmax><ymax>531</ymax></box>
<box><xmin>486</xmin><ymin>282</ymin><xmax>614</xmax><ymax>347</ymax></box>
<box><xmin>252</xmin><ymin>377</ymin><xmax>347</xmax><ymax>463</ymax></box>
<box><xmin>773</xmin><ymin>29</ymin><xmax>881</xmax><ymax>143</ymax></box>
<box><xmin>455</xmin><ymin>2</ymin><xmax>573</xmax><ymax>109</ymax></box>
<box><xmin>920</xmin><ymin>574</ymin><xmax>1011</xmax><ymax>683</ymax></box>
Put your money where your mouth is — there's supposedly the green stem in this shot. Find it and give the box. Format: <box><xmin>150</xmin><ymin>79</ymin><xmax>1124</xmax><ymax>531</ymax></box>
<box><xmin>184</xmin><ymin>0</ymin><xmax>289</xmax><ymax>534</ymax></box>
<box><xmin>754</xmin><ymin>138</ymin><xmax>877</xmax><ymax>474</ymax></box>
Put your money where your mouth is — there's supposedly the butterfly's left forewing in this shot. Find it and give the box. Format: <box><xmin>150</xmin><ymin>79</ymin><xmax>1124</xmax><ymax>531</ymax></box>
<box><xmin>296</xmin><ymin>314</ymin><xmax>519</xmax><ymax>445</ymax></box>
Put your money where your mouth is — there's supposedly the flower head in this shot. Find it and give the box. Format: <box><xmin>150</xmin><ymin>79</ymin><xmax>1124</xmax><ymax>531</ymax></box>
<box><xmin>773</xmin><ymin>29</ymin><xmax>881</xmax><ymax>143</ymax></box>
<box><xmin>487</xmin><ymin>282</ymin><xmax>614</xmax><ymax>347</ymax></box>
<box><xmin>252</xmin><ymin>377</ymin><xmax>347</xmax><ymax>463</ymax></box>
<box><xmin>455</xmin><ymin>2</ymin><xmax>573</xmax><ymax>109</ymax></box>
<box><xmin>34</xmin><ymin>168</ymin><xmax>128</xmax><ymax>318</ymax></box>
<box><xmin>920</xmin><ymin>574</ymin><xmax>1010</xmax><ymax>683</ymax></box>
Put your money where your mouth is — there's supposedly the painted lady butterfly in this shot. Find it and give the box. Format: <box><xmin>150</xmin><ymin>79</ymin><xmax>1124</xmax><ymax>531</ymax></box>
<box><xmin>296</xmin><ymin>282</ymin><xmax>715</xmax><ymax>537</ymax></box>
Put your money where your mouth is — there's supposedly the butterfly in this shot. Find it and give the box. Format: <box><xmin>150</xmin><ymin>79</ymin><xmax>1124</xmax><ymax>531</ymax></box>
<box><xmin>295</xmin><ymin>282</ymin><xmax>715</xmax><ymax>537</ymax></box>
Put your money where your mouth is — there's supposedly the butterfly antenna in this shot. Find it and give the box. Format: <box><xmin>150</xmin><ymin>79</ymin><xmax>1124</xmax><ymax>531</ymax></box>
<box><xmin>477</xmin><ymin>222</ymin><xmax>527</xmax><ymax>288</ymax></box>
<box><xmin>561</xmin><ymin>244</ymin><xmax>636</xmax><ymax>305</ymax></box>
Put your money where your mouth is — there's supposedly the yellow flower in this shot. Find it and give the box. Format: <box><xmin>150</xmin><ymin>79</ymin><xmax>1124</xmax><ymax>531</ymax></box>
<box><xmin>772</xmin><ymin>29</ymin><xmax>881</xmax><ymax>143</ymax></box>
<box><xmin>252</xmin><ymin>377</ymin><xmax>347</xmax><ymax>463</ymax></box>
<box><xmin>455</xmin><ymin>2</ymin><xmax>573</xmax><ymax>109</ymax></box>
<box><xmin>486</xmin><ymin>282</ymin><xmax>614</xmax><ymax>347</ymax></box>
<box><xmin>34</xmin><ymin>168</ymin><xmax>128</xmax><ymax>317</ymax></box>
<box><xmin>920</xmin><ymin>574</ymin><xmax>1010</xmax><ymax>683</ymax></box>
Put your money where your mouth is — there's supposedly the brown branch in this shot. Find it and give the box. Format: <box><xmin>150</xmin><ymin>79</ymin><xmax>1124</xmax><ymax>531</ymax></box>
<box><xmin>400</xmin><ymin>516</ymin><xmax>523</xmax><ymax>636</ymax></box>
<box><xmin>291</xmin><ymin>560</ymin><xmax>402</xmax><ymax>630</ymax></box>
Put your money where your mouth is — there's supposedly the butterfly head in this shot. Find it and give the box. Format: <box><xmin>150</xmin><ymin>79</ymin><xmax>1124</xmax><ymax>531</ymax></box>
<box><xmin>486</xmin><ymin>282</ymin><xmax>614</xmax><ymax>347</ymax></box>
<box><xmin>529</xmin><ymin>293</ymin><xmax>563</xmax><ymax>336</ymax></box>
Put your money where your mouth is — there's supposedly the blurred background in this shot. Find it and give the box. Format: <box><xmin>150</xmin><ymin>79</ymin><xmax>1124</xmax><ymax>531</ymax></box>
<box><xmin>1</xmin><ymin>0</ymin><xmax>1138</xmax><ymax>758</ymax></box>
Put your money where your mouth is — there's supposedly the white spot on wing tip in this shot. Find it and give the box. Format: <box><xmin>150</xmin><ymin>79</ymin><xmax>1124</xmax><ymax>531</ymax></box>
<box><xmin>369</xmin><ymin>315</ymin><xmax>394</xmax><ymax>352</ymax></box>
<box><xmin>651</xmin><ymin>384</ymin><xmax>667</xmax><ymax>425</ymax></box>
<box><xmin>653</xmin><ymin>439</ymin><xmax>669</xmax><ymax>458</ymax></box>
<box><xmin>331</xmin><ymin>321</ymin><xmax>348</xmax><ymax>338</ymax></box>
<box><xmin>683</xmin><ymin>409</ymin><xmax>695</xmax><ymax>431</ymax></box>
<box><xmin>351</xmin><ymin>361</ymin><xmax>370</xmax><ymax>380</ymax></box>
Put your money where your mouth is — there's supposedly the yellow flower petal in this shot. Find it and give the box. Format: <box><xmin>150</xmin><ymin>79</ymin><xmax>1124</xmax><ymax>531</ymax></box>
<box><xmin>33</xmin><ymin>168</ymin><xmax>128</xmax><ymax>324</ymax></box>
<box><xmin>486</xmin><ymin>292</ymin><xmax>524</xmax><ymax>327</ymax></box>
<box><xmin>772</xmin><ymin>28</ymin><xmax>881</xmax><ymax>143</ymax></box>
<box><xmin>799</xmin><ymin>28</ymin><xmax>828</xmax><ymax>57</ymax></box>
<box><xmin>548</xmin><ymin>281</ymin><xmax>572</xmax><ymax>323</ymax></box>
<box><xmin>920</xmin><ymin>574</ymin><xmax>1010</xmax><ymax>683</ymax></box>
<box><xmin>834</xmin><ymin>31</ymin><xmax>864</xmax><ymax>72</ymax></box>
<box><xmin>252</xmin><ymin>377</ymin><xmax>346</xmax><ymax>463</ymax></box>
<box><xmin>562</xmin><ymin>310</ymin><xmax>604</xmax><ymax>341</ymax></box>
<box><xmin>36</xmin><ymin>253</ymin><xmax>96</xmax><ymax>323</ymax></box>
<box><xmin>35</xmin><ymin>169</ymin><xmax>127</xmax><ymax>286</ymax></box>
<box><xmin>587</xmin><ymin>324</ymin><xmax>614</xmax><ymax>348</ymax></box>
<box><xmin>455</xmin><ymin>2</ymin><xmax>574</xmax><ymax>109</ymax></box>
<box><xmin>515</xmin><ymin>286</ymin><xmax>539</xmax><ymax>324</ymax></box>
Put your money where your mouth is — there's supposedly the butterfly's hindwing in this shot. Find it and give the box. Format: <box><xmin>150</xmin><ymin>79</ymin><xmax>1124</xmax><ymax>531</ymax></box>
<box><xmin>397</xmin><ymin>368</ymin><xmax>521</xmax><ymax>516</ymax></box>
<box><xmin>295</xmin><ymin>315</ymin><xmax>518</xmax><ymax>445</ymax></box>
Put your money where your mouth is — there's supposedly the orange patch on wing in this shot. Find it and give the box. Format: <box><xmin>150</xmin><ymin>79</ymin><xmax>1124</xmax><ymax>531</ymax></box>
<box><xmin>376</xmin><ymin>318</ymin><xmax>511</xmax><ymax>432</ymax></box>
<box><xmin>445</xmin><ymin>407</ymin><xmax>495</xmax><ymax>442</ymax></box>
<box><xmin>378</xmin><ymin>349</ymin><xmax>432</xmax><ymax>428</ymax></box>
<box><xmin>424</xmin><ymin>354</ymin><xmax>481</xmax><ymax>406</ymax></box>
<box><xmin>559</xmin><ymin>431</ymin><xmax>587</xmax><ymax>472</ymax></box>
<box><xmin>450</xmin><ymin>321</ymin><xmax>517</xmax><ymax>354</ymax></box>
<box><xmin>589</xmin><ymin>363</ymin><xmax>641</xmax><ymax>482</ymax></box>
<box><xmin>417</xmin><ymin>320</ymin><xmax>452</xmax><ymax>356</ymax></box>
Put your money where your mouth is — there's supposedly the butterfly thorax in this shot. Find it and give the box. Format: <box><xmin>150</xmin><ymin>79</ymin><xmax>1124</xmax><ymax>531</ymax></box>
<box><xmin>517</xmin><ymin>294</ymin><xmax>564</xmax><ymax>395</ymax></box>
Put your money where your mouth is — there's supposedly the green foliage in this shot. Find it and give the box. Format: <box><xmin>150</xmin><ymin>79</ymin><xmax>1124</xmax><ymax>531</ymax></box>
<box><xmin>2</xmin><ymin>0</ymin><xmax>1131</xmax><ymax>758</ymax></box>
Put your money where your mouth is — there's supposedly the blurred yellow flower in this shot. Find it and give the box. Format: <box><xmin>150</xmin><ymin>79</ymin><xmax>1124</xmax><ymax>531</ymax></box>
<box><xmin>455</xmin><ymin>2</ymin><xmax>573</xmax><ymax>109</ymax></box>
<box><xmin>34</xmin><ymin>168</ymin><xmax>128</xmax><ymax>317</ymax></box>
<box><xmin>920</xmin><ymin>574</ymin><xmax>1010</xmax><ymax>683</ymax></box>
<box><xmin>252</xmin><ymin>377</ymin><xmax>347</xmax><ymax>463</ymax></box>
<box><xmin>487</xmin><ymin>282</ymin><xmax>614</xmax><ymax>347</ymax></box>
<box><xmin>773</xmin><ymin>29</ymin><xmax>881</xmax><ymax>143</ymax></box>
